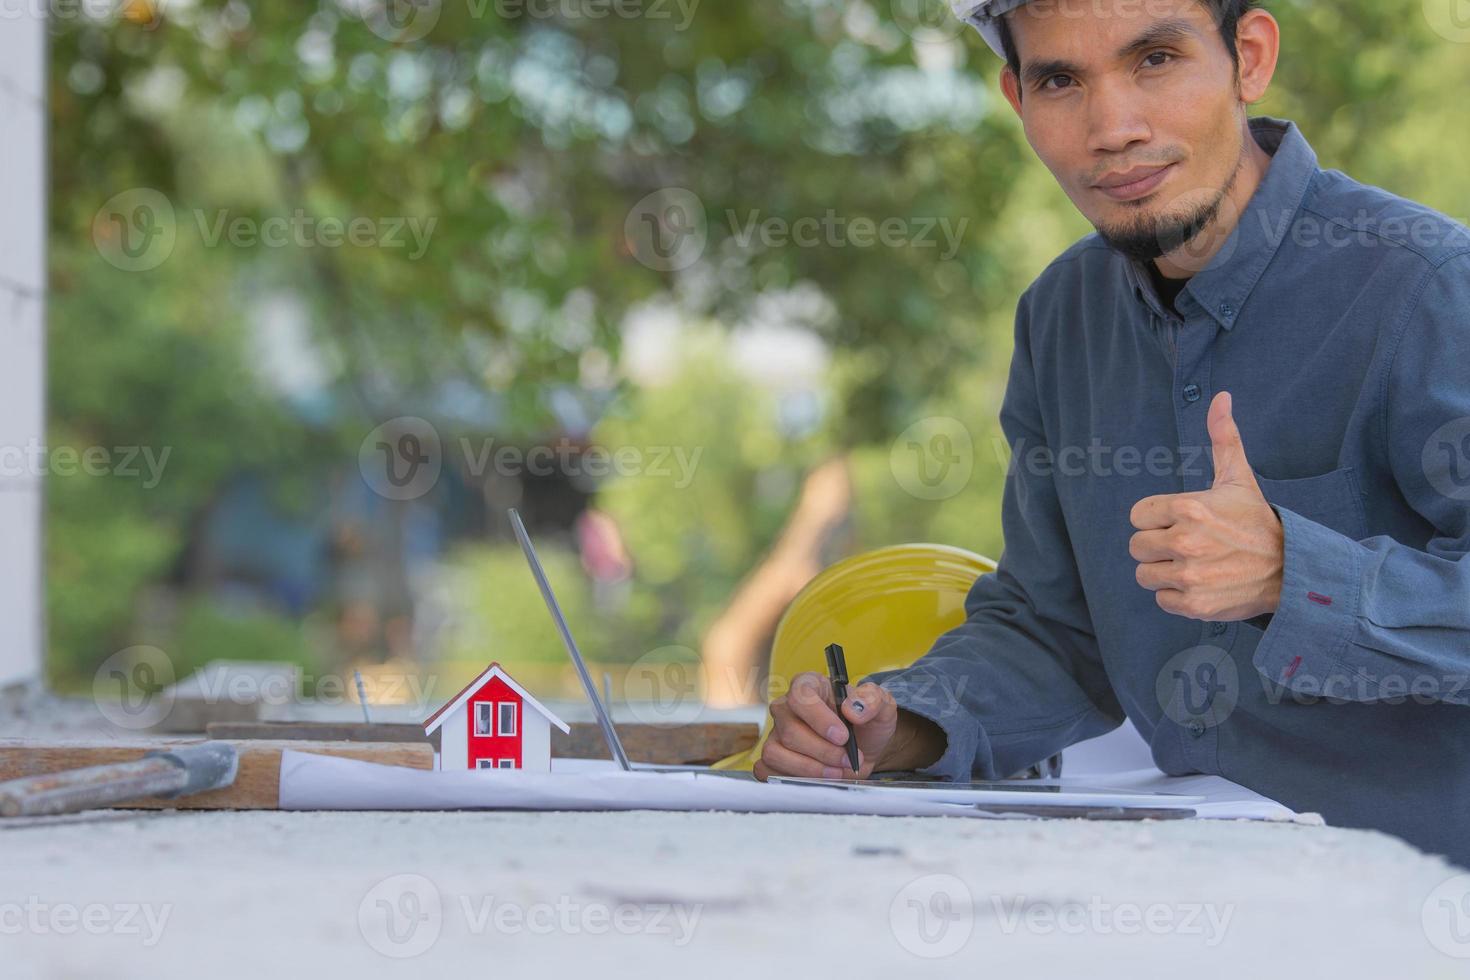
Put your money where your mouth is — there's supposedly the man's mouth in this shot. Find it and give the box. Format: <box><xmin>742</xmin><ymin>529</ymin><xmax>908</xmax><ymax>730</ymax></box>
<box><xmin>1093</xmin><ymin>163</ymin><xmax>1176</xmax><ymax>202</ymax></box>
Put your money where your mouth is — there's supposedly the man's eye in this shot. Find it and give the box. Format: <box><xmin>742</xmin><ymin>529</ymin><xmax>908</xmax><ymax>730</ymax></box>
<box><xmin>1041</xmin><ymin>74</ymin><xmax>1075</xmax><ymax>91</ymax></box>
<box><xmin>1142</xmin><ymin>51</ymin><xmax>1173</xmax><ymax>68</ymax></box>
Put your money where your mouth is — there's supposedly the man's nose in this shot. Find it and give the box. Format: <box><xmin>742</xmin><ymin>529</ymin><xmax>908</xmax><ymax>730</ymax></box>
<box><xmin>1085</xmin><ymin>77</ymin><xmax>1151</xmax><ymax>156</ymax></box>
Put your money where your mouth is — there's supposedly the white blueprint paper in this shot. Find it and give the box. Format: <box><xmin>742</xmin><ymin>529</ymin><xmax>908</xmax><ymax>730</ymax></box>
<box><xmin>278</xmin><ymin>745</ymin><xmax>1304</xmax><ymax>822</ymax></box>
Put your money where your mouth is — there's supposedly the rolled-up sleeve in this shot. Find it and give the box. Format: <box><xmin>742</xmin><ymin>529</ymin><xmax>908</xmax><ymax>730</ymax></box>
<box><xmin>863</xmin><ymin>287</ymin><xmax>1124</xmax><ymax>779</ymax></box>
<box><xmin>1252</xmin><ymin>251</ymin><xmax>1470</xmax><ymax>704</ymax></box>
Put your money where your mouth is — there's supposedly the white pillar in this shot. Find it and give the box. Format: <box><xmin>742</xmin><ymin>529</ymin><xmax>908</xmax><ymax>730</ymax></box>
<box><xmin>0</xmin><ymin>10</ymin><xmax>45</xmax><ymax>686</ymax></box>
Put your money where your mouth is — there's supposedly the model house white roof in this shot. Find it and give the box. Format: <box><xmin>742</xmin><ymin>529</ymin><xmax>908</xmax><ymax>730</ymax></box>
<box><xmin>421</xmin><ymin>661</ymin><xmax>572</xmax><ymax>735</ymax></box>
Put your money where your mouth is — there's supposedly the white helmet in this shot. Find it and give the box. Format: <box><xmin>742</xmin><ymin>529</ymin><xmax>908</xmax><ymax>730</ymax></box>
<box><xmin>951</xmin><ymin>0</ymin><xmax>1033</xmax><ymax>59</ymax></box>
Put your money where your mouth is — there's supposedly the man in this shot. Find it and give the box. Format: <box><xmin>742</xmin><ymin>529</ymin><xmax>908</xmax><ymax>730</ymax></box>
<box><xmin>754</xmin><ymin>0</ymin><xmax>1470</xmax><ymax>866</ymax></box>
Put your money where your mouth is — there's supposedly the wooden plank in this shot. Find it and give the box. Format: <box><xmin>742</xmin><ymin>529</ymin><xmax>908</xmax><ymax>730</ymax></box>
<box><xmin>0</xmin><ymin>740</ymin><xmax>434</xmax><ymax>811</ymax></box>
<box><xmin>207</xmin><ymin>722</ymin><xmax>430</xmax><ymax>743</ymax></box>
<box><xmin>207</xmin><ymin>720</ymin><xmax>761</xmax><ymax>766</ymax></box>
<box><xmin>553</xmin><ymin>722</ymin><xmax>759</xmax><ymax>765</ymax></box>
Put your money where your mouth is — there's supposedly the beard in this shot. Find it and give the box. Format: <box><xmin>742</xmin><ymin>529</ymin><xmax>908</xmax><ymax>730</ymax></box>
<box><xmin>1093</xmin><ymin>190</ymin><xmax>1226</xmax><ymax>263</ymax></box>
<box><xmin>1092</xmin><ymin>152</ymin><xmax>1244</xmax><ymax>264</ymax></box>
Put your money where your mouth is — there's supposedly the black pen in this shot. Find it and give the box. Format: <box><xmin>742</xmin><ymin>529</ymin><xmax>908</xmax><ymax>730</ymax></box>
<box><xmin>824</xmin><ymin>643</ymin><xmax>861</xmax><ymax>773</ymax></box>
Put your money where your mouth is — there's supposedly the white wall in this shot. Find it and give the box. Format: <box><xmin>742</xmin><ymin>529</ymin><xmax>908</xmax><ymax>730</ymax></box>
<box><xmin>0</xmin><ymin>10</ymin><xmax>46</xmax><ymax>686</ymax></box>
<box><xmin>520</xmin><ymin>712</ymin><xmax>551</xmax><ymax>773</ymax></box>
<box><xmin>440</xmin><ymin>707</ymin><xmax>468</xmax><ymax>770</ymax></box>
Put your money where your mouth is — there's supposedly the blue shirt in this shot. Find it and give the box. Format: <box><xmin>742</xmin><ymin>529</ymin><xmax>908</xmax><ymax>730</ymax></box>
<box><xmin>866</xmin><ymin>116</ymin><xmax>1470</xmax><ymax>865</ymax></box>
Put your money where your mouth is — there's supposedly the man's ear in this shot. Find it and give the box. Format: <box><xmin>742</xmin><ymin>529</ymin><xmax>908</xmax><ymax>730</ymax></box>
<box><xmin>1233</xmin><ymin>8</ymin><xmax>1280</xmax><ymax>104</ymax></box>
<box><xmin>1000</xmin><ymin>65</ymin><xmax>1024</xmax><ymax>117</ymax></box>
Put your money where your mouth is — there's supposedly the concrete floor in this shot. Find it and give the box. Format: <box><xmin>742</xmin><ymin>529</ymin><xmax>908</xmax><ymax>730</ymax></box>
<box><xmin>4</xmin><ymin>685</ymin><xmax>1469</xmax><ymax>977</ymax></box>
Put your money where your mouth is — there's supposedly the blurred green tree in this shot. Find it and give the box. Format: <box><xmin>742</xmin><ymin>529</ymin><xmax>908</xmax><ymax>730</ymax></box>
<box><xmin>45</xmin><ymin>0</ymin><xmax>1470</xmax><ymax>693</ymax></box>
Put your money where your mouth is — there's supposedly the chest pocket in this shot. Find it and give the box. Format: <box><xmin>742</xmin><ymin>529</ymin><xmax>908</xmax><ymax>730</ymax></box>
<box><xmin>1255</xmin><ymin>466</ymin><xmax>1368</xmax><ymax>541</ymax></box>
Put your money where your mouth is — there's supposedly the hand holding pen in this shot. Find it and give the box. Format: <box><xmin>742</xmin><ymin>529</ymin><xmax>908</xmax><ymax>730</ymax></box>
<box><xmin>752</xmin><ymin>644</ymin><xmax>904</xmax><ymax>782</ymax></box>
<box><xmin>824</xmin><ymin>643</ymin><xmax>862</xmax><ymax>773</ymax></box>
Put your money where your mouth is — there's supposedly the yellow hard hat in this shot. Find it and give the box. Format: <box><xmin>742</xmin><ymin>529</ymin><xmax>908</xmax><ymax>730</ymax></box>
<box><xmin>712</xmin><ymin>543</ymin><xmax>997</xmax><ymax>771</ymax></box>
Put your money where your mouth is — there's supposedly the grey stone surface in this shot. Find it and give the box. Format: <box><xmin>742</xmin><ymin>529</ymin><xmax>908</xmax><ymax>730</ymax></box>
<box><xmin>5</xmin><ymin>695</ymin><xmax>1465</xmax><ymax>976</ymax></box>
<box><xmin>2</xmin><ymin>806</ymin><xmax>1466</xmax><ymax>978</ymax></box>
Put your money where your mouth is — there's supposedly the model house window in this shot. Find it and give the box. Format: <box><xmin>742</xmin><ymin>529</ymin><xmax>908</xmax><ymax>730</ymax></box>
<box><xmin>497</xmin><ymin>701</ymin><xmax>517</xmax><ymax>736</ymax></box>
<box><xmin>476</xmin><ymin>759</ymin><xmax>495</xmax><ymax>769</ymax></box>
<box><xmin>474</xmin><ymin>703</ymin><xmax>493</xmax><ymax>736</ymax></box>
<box><xmin>497</xmin><ymin>759</ymin><xmax>516</xmax><ymax>769</ymax></box>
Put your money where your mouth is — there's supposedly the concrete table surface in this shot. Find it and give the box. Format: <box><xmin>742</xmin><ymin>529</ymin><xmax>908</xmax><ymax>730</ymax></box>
<box><xmin>3</xmin><ymin>685</ymin><xmax>1468</xmax><ymax>977</ymax></box>
<box><xmin>4</xmin><ymin>806</ymin><xmax>1469</xmax><ymax>978</ymax></box>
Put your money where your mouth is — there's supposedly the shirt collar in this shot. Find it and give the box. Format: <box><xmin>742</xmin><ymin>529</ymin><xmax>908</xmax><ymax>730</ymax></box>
<box><xmin>1121</xmin><ymin>116</ymin><xmax>1320</xmax><ymax>328</ymax></box>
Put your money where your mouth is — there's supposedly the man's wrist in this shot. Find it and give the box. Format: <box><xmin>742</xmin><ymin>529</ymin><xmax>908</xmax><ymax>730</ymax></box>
<box><xmin>875</xmin><ymin>707</ymin><xmax>946</xmax><ymax>773</ymax></box>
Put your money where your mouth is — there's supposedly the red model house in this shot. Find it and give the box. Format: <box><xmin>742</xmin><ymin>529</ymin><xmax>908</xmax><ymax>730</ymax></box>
<box><xmin>421</xmin><ymin>662</ymin><xmax>570</xmax><ymax>772</ymax></box>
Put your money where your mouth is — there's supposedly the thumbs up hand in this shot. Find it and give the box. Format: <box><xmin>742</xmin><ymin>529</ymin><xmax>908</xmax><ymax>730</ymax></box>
<box><xmin>1129</xmin><ymin>392</ymin><xmax>1285</xmax><ymax>622</ymax></box>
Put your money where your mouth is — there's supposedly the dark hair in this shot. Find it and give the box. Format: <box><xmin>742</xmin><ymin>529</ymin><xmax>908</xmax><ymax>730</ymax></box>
<box><xmin>997</xmin><ymin>1</ymin><xmax>1260</xmax><ymax>81</ymax></box>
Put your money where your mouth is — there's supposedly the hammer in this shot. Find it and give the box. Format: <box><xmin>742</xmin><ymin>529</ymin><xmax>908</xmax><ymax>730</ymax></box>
<box><xmin>0</xmin><ymin>742</ymin><xmax>239</xmax><ymax>818</ymax></box>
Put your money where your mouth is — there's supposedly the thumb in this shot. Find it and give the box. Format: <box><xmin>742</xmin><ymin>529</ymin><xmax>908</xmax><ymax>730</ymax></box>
<box><xmin>1208</xmin><ymin>391</ymin><xmax>1259</xmax><ymax>491</ymax></box>
<box><xmin>843</xmin><ymin>682</ymin><xmax>899</xmax><ymax>753</ymax></box>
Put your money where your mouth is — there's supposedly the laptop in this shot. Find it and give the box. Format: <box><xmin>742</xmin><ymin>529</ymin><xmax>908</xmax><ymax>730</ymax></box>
<box><xmin>509</xmin><ymin>508</ymin><xmax>750</xmax><ymax>777</ymax></box>
<box><xmin>509</xmin><ymin>508</ymin><xmax>1197</xmax><ymax>814</ymax></box>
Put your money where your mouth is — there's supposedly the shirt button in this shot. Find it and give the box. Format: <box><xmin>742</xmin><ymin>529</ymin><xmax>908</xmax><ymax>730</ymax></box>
<box><xmin>1187</xmin><ymin>720</ymin><xmax>1206</xmax><ymax>738</ymax></box>
<box><xmin>1210</xmin><ymin>622</ymin><xmax>1227</xmax><ymax>636</ymax></box>
<box><xmin>1220</xmin><ymin>302</ymin><xmax>1235</xmax><ymax>319</ymax></box>
<box><xmin>1183</xmin><ymin>384</ymin><xmax>1202</xmax><ymax>403</ymax></box>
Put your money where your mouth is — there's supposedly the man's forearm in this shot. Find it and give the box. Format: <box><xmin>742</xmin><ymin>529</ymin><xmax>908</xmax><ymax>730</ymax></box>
<box><xmin>873</xmin><ymin>707</ymin><xmax>947</xmax><ymax>773</ymax></box>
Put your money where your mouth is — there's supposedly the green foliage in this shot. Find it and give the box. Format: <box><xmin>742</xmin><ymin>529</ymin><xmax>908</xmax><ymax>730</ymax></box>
<box><xmin>170</xmin><ymin>598</ymin><xmax>321</xmax><ymax>681</ymax></box>
<box><xmin>439</xmin><ymin>541</ymin><xmax>608</xmax><ymax>666</ymax></box>
<box><xmin>45</xmin><ymin>241</ymin><xmax>318</xmax><ymax>687</ymax></box>
<box><xmin>593</xmin><ymin>331</ymin><xmax>828</xmax><ymax>642</ymax></box>
<box><xmin>46</xmin><ymin>0</ymin><xmax>1470</xmax><ymax>694</ymax></box>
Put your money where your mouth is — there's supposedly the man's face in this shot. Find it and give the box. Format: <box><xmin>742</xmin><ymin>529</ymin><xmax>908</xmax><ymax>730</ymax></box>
<box><xmin>1001</xmin><ymin>0</ymin><xmax>1248</xmax><ymax>262</ymax></box>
